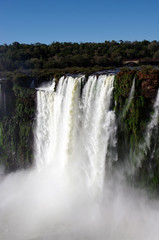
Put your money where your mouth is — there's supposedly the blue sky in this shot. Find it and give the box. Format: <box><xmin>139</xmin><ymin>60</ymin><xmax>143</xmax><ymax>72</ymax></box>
<box><xmin>0</xmin><ymin>0</ymin><xmax>159</xmax><ymax>44</ymax></box>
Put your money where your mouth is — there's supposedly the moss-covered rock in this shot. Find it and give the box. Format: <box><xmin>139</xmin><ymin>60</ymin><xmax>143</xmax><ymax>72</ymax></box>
<box><xmin>114</xmin><ymin>68</ymin><xmax>159</xmax><ymax>193</ymax></box>
<box><xmin>0</xmin><ymin>80</ymin><xmax>35</xmax><ymax>171</ymax></box>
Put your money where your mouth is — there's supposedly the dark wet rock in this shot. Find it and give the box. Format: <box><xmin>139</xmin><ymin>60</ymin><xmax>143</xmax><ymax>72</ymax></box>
<box><xmin>138</xmin><ymin>71</ymin><xmax>159</xmax><ymax>98</ymax></box>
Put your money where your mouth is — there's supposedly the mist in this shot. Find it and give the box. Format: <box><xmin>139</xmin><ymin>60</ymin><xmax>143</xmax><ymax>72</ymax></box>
<box><xmin>0</xmin><ymin>165</ymin><xmax>159</xmax><ymax>240</ymax></box>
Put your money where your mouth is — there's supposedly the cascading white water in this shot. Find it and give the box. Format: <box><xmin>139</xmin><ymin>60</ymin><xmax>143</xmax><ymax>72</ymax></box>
<box><xmin>34</xmin><ymin>74</ymin><xmax>116</xmax><ymax>195</ymax></box>
<box><xmin>145</xmin><ymin>89</ymin><xmax>159</xmax><ymax>151</ymax></box>
<box><xmin>80</xmin><ymin>75</ymin><xmax>116</xmax><ymax>193</ymax></box>
<box><xmin>34</xmin><ymin>89</ymin><xmax>55</xmax><ymax>168</ymax></box>
<box><xmin>130</xmin><ymin>88</ymin><xmax>159</xmax><ymax>169</ymax></box>
<box><xmin>122</xmin><ymin>77</ymin><xmax>135</xmax><ymax>117</ymax></box>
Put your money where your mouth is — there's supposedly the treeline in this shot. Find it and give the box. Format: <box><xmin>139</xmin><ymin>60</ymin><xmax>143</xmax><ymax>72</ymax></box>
<box><xmin>1</xmin><ymin>40</ymin><xmax>159</xmax><ymax>80</ymax></box>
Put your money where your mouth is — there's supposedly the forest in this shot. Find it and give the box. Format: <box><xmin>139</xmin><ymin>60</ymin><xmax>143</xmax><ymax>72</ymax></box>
<box><xmin>1</xmin><ymin>40</ymin><xmax>159</xmax><ymax>82</ymax></box>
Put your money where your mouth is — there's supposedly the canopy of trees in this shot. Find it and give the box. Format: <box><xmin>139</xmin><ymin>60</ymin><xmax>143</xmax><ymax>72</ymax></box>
<box><xmin>1</xmin><ymin>40</ymin><xmax>159</xmax><ymax>81</ymax></box>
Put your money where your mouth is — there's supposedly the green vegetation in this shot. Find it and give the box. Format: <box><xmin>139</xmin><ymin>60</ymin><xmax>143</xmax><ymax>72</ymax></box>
<box><xmin>0</xmin><ymin>82</ymin><xmax>35</xmax><ymax>171</ymax></box>
<box><xmin>114</xmin><ymin>68</ymin><xmax>159</xmax><ymax>193</ymax></box>
<box><xmin>115</xmin><ymin>69</ymin><xmax>146</xmax><ymax>142</ymax></box>
<box><xmin>1</xmin><ymin>40</ymin><xmax>159</xmax><ymax>82</ymax></box>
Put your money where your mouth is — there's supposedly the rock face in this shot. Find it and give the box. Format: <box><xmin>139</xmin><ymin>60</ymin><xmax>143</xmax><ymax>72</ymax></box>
<box><xmin>138</xmin><ymin>71</ymin><xmax>159</xmax><ymax>98</ymax></box>
<box><xmin>114</xmin><ymin>69</ymin><xmax>159</xmax><ymax>192</ymax></box>
<box><xmin>0</xmin><ymin>81</ymin><xmax>35</xmax><ymax>171</ymax></box>
<box><xmin>0</xmin><ymin>80</ymin><xmax>15</xmax><ymax>117</ymax></box>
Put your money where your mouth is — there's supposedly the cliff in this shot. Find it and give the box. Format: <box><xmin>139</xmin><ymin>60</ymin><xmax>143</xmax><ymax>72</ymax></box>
<box><xmin>0</xmin><ymin>81</ymin><xmax>35</xmax><ymax>171</ymax></box>
<box><xmin>0</xmin><ymin>68</ymin><xmax>159</xmax><ymax>192</ymax></box>
<box><xmin>138</xmin><ymin>70</ymin><xmax>159</xmax><ymax>98</ymax></box>
<box><xmin>114</xmin><ymin>68</ymin><xmax>159</xmax><ymax>192</ymax></box>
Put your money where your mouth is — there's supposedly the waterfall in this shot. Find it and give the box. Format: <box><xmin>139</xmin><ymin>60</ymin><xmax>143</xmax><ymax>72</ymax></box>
<box><xmin>34</xmin><ymin>87</ymin><xmax>55</xmax><ymax>168</ymax></box>
<box><xmin>131</xmin><ymin>89</ymin><xmax>159</xmax><ymax>169</ymax></box>
<box><xmin>145</xmin><ymin>89</ymin><xmax>159</xmax><ymax>151</ymax></box>
<box><xmin>122</xmin><ymin>77</ymin><xmax>135</xmax><ymax>118</ymax></box>
<box><xmin>81</xmin><ymin>75</ymin><xmax>116</xmax><ymax>193</ymax></box>
<box><xmin>34</xmin><ymin>74</ymin><xmax>116</xmax><ymax>195</ymax></box>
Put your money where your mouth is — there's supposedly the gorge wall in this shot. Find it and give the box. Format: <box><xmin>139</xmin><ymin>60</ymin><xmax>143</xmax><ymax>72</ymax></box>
<box><xmin>0</xmin><ymin>68</ymin><xmax>159</xmax><ymax>191</ymax></box>
<box><xmin>0</xmin><ymin>80</ymin><xmax>35</xmax><ymax>170</ymax></box>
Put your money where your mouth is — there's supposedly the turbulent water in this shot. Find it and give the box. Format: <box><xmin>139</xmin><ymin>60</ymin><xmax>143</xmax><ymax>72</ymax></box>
<box><xmin>0</xmin><ymin>74</ymin><xmax>159</xmax><ymax>240</ymax></box>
